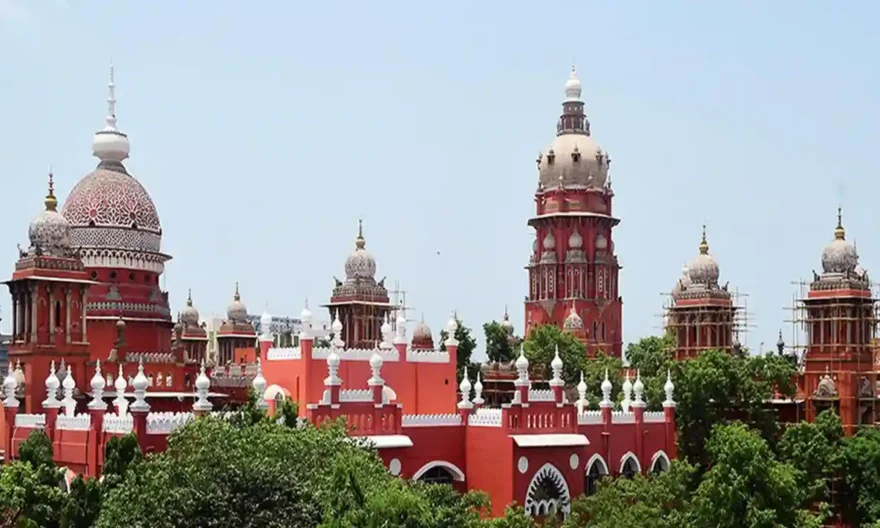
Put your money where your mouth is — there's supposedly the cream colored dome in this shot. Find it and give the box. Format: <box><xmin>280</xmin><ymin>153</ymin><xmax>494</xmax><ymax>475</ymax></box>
<box><xmin>413</xmin><ymin>318</ymin><xmax>432</xmax><ymax>341</ymax></box>
<box><xmin>688</xmin><ymin>227</ymin><xmax>719</xmax><ymax>286</ymax></box>
<box><xmin>538</xmin><ymin>134</ymin><xmax>607</xmax><ymax>189</ymax></box>
<box><xmin>822</xmin><ymin>211</ymin><xmax>858</xmax><ymax>274</ymax></box>
<box><xmin>344</xmin><ymin>221</ymin><xmax>376</xmax><ymax>280</ymax></box>
<box><xmin>29</xmin><ymin>175</ymin><xmax>72</xmax><ymax>257</ymax></box>
<box><xmin>226</xmin><ymin>283</ymin><xmax>248</xmax><ymax>322</ymax></box>
<box><xmin>181</xmin><ymin>290</ymin><xmax>200</xmax><ymax>326</ymax></box>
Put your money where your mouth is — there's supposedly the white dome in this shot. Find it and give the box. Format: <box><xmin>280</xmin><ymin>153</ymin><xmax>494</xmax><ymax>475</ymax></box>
<box><xmin>181</xmin><ymin>290</ymin><xmax>200</xmax><ymax>326</ymax></box>
<box><xmin>568</xmin><ymin>230</ymin><xmax>583</xmax><ymax>249</ymax></box>
<box><xmin>538</xmin><ymin>134</ymin><xmax>607</xmax><ymax>189</ymax></box>
<box><xmin>543</xmin><ymin>233</ymin><xmax>556</xmax><ymax>250</ymax></box>
<box><xmin>687</xmin><ymin>228</ymin><xmax>719</xmax><ymax>286</ymax></box>
<box><xmin>564</xmin><ymin>65</ymin><xmax>582</xmax><ymax>102</ymax></box>
<box><xmin>260</xmin><ymin>310</ymin><xmax>273</xmax><ymax>330</ymax></box>
<box><xmin>672</xmin><ymin>264</ymin><xmax>691</xmax><ymax>294</ymax></box>
<box><xmin>344</xmin><ymin>223</ymin><xmax>377</xmax><ymax>280</ymax></box>
<box><xmin>29</xmin><ymin>209</ymin><xmax>71</xmax><ymax>256</ymax></box>
<box><xmin>226</xmin><ymin>284</ymin><xmax>248</xmax><ymax>322</ymax></box>
<box><xmin>821</xmin><ymin>215</ymin><xmax>858</xmax><ymax>274</ymax></box>
<box><xmin>595</xmin><ymin>234</ymin><xmax>608</xmax><ymax>251</ymax></box>
<box><xmin>501</xmin><ymin>308</ymin><xmax>514</xmax><ymax>335</ymax></box>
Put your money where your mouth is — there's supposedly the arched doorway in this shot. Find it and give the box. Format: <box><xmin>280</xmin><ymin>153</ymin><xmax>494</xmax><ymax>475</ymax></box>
<box><xmin>524</xmin><ymin>463</ymin><xmax>571</xmax><ymax>518</ymax></box>
<box><xmin>650</xmin><ymin>451</ymin><xmax>670</xmax><ymax>474</ymax></box>
<box><xmin>619</xmin><ymin>453</ymin><xmax>641</xmax><ymax>479</ymax></box>
<box><xmin>585</xmin><ymin>455</ymin><xmax>609</xmax><ymax>495</ymax></box>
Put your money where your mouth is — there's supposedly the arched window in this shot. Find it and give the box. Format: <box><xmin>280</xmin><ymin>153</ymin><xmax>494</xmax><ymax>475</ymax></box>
<box><xmin>650</xmin><ymin>452</ymin><xmax>670</xmax><ymax>474</ymax></box>
<box><xmin>585</xmin><ymin>456</ymin><xmax>609</xmax><ymax>496</ymax></box>
<box><xmin>620</xmin><ymin>454</ymin><xmax>640</xmax><ymax>479</ymax></box>
<box><xmin>418</xmin><ymin>466</ymin><xmax>456</xmax><ymax>485</ymax></box>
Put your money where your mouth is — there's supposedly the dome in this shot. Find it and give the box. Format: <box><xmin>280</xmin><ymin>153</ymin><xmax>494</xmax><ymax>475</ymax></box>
<box><xmin>28</xmin><ymin>173</ymin><xmax>72</xmax><ymax>256</ymax></box>
<box><xmin>672</xmin><ymin>264</ymin><xmax>691</xmax><ymax>294</ymax></box>
<box><xmin>687</xmin><ymin>227</ymin><xmax>719</xmax><ymax>286</ymax></box>
<box><xmin>413</xmin><ymin>317</ymin><xmax>432</xmax><ymax>341</ymax></box>
<box><xmin>595</xmin><ymin>234</ymin><xmax>607</xmax><ymax>251</ymax></box>
<box><xmin>568</xmin><ymin>230</ymin><xmax>583</xmax><ymax>249</ymax></box>
<box><xmin>563</xmin><ymin>304</ymin><xmax>583</xmax><ymax>330</ymax></box>
<box><xmin>61</xmin><ymin>66</ymin><xmax>163</xmax><ymax>256</ymax></box>
<box><xmin>226</xmin><ymin>283</ymin><xmax>248</xmax><ymax>322</ymax></box>
<box><xmin>543</xmin><ymin>233</ymin><xmax>556</xmax><ymax>250</ymax></box>
<box><xmin>501</xmin><ymin>307</ymin><xmax>514</xmax><ymax>336</ymax></box>
<box><xmin>180</xmin><ymin>289</ymin><xmax>200</xmax><ymax>326</ymax></box>
<box><xmin>538</xmin><ymin>134</ymin><xmax>608</xmax><ymax>189</ymax></box>
<box><xmin>344</xmin><ymin>220</ymin><xmax>377</xmax><ymax>280</ymax></box>
<box><xmin>563</xmin><ymin>65</ymin><xmax>582</xmax><ymax>102</ymax></box>
<box><xmin>821</xmin><ymin>209</ymin><xmax>858</xmax><ymax>274</ymax></box>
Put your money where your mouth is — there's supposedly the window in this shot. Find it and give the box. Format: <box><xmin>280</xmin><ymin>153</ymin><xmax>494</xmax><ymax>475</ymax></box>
<box><xmin>650</xmin><ymin>454</ymin><xmax>669</xmax><ymax>474</ymax></box>
<box><xmin>419</xmin><ymin>466</ymin><xmax>455</xmax><ymax>485</ymax></box>
<box><xmin>621</xmin><ymin>457</ymin><xmax>639</xmax><ymax>479</ymax></box>
<box><xmin>55</xmin><ymin>301</ymin><xmax>62</xmax><ymax>329</ymax></box>
<box><xmin>586</xmin><ymin>459</ymin><xmax>608</xmax><ymax>496</ymax></box>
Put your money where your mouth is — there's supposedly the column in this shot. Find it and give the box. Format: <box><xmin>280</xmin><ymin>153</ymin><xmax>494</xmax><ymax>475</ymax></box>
<box><xmin>81</xmin><ymin>287</ymin><xmax>88</xmax><ymax>342</ymax></box>
<box><xmin>11</xmin><ymin>293</ymin><xmax>18</xmax><ymax>341</ymax></box>
<box><xmin>65</xmin><ymin>287</ymin><xmax>72</xmax><ymax>344</ymax></box>
<box><xmin>29</xmin><ymin>285</ymin><xmax>37</xmax><ymax>343</ymax></box>
<box><xmin>48</xmin><ymin>285</ymin><xmax>55</xmax><ymax>340</ymax></box>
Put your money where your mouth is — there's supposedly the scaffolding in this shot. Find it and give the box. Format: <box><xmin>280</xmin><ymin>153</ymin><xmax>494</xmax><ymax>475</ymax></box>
<box><xmin>658</xmin><ymin>287</ymin><xmax>753</xmax><ymax>357</ymax></box>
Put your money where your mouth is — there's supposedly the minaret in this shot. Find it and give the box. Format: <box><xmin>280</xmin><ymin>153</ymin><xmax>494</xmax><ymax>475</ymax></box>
<box><xmin>92</xmin><ymin>64</ymin><xmax>131</xmax><ymax>167</ymax></box>
<box><xmin>801</xmin><ymin>208</ymin><xmax>875</xmax><ymax>435</ymax></box>
<box><xmin>525</xmin><ymin>66</ymin><xmax>622</xmax><ymax>358</ymax></box>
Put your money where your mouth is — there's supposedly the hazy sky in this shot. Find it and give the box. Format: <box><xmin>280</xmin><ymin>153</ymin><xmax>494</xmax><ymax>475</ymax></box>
<box><xmin>1</xmin><ymin>1</ymin><xmax>877</xmax><ymax>359</ymax></box>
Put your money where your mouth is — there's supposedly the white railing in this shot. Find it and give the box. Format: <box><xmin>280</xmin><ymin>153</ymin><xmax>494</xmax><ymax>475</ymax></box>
<box><xmin>313</xmin><ymin>347</ymin><xmax>400</xmax><ymax>362</ymax></box>
<box><xmin>15</xmin><ymin>414</ymin><xmax>46</xmax><ymax>428</ymax></box>
<box><xmin>103</xmin><ymin>413</ymin><xmax>134</xmax><ymax>434</ymax></box>
<box><xmin>339</xmin><ymin>389</ymin><xmax>373</xmax><ymax>402</ymax></box>
<box><xmin>644</xmin><ymin>411</ymin><xmax>666</xmax><ymax>423</ymax></box>
<box><xmin>405</xmin><ymin>348</ymin><xmax>450</xmax><ymax>364</ymax></box>
<box><xmin>577</xmin><ymin>410</ymin><xmax>603</xmax><ymax>425</ymax></box>
<box><xmin>402</xmin><ymin>414</ymin><xmax>462</xmax><ymax>427</ymax></box>
<box><xmin>127</xmin><ymin>352</ymin><xmax>175</xmax><ymax>364</ymax></box>
<box><xmin>267</xmin><ymin>347</ymin><xmax>302</xmax><ymax>360</ymax></box>
<box><xmin>468</xmin><ymin>408</ymin><xmax>502</xmax><ymax>427</ymax></box>
<box><xmin>611</xmin><ymin>411</ymin><xmax>635</xmax><ymax>424</ymax></box>
<box><xmin>146</xmin><ymin>412</ymin><xmax>194</xmax><ymax>435</ymax></box>
<box><xmin>529</xmin><ymin>389</ymin><xmax>555</xmax><ymax>402</ymax></box>
<box><xmin>57</xmin><ymin>414</ymin><xmax>91</xmax><ymax>431</ymax></box>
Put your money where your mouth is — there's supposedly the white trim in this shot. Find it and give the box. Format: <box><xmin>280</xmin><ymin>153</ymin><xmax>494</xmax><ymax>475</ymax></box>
<box><xmin>411</xmin><ymin>460</ymin><xmax>466</xmax><ymax>482</ymax></box>
<box><xmin>586</xmin><ymin>453</ymin><xmax>608</xmax><ymax>475</ymax></box>
<box><xmin>264</xmin><ymin>384</ymin><xmax>289</xmax><ymax>401</ymax></box>
<box><xmin>511</xmin><ymin>434</ymin><xmax>589</xmax><ymax>448</ymax></box>
<box><xmin>353</xmin><ymin>435</ymin><xmax>413</xmax><ymax>449</ymax></box>
<box><xmin>524</xmin><ymin>462</ymin><xmax>571</xmax><ymax>518</ymax></box>
<box><xmin>650</xmin><ymin>450</ymin><xmax>670</xmax><ymax>472</ymax></box>
<box><xmin>619</xmin><ymin>451</ymin><xmax>641</xmax><ymax>474</ymax></box>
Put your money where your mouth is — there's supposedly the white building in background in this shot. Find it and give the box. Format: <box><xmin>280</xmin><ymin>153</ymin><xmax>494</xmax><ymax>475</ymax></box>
<box><xmin>202</xmin><ymin>312</ymin><xmax>330</xmax><ymax>360</ymax></box>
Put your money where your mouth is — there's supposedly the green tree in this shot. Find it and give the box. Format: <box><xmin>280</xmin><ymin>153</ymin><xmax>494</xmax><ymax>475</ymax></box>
<box><xmin>483</xmin><ymin>321</ymin><xmax>519</xmax><ymax>364</ymax></box>
<box><xmin>0</xmin><ymin>430</ymin><xmax>66</xmax><ymax>528</ymax></box>
<box><xmin>839</xmin><ymin>427</ymin><xmax>880</xmax><ymax>526</ymax></box>
<box><xmin>565</xmin><ymin>460</ymin><xmax>696</xmax><ymax>528</ymax></box>
<box><xmin>440</xmin><ymin>316</ymin><xmax>478</xmax><ymax>376</ymax></box>
<box><xmin>674</xmin><ymin>349</ymin><xmax>796</xmax><ymax>466</ymax></box>
<box><xmin>778</xmin><ymin>409</ymin><xmax>843</xmax><ymax>505</ymax></box>
<box><xmin>522</xmin><ymin>324</ymin><xmax>587</xmax><ymax>386</ymax></box>
<box><xmin>687</xmin><ymin>422</ymin><xmax>823</xmax><ymax>528</ymax></box>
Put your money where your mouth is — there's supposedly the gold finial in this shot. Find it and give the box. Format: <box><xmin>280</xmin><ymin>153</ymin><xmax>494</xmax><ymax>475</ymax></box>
<box><xmin>355</xmin><ymin>219</ymin><xmax>366</xmax><ymax>249</ymax></box>
<box><xmin>187</xmin><ymin>288</ymin><xmax>193</xmax><ymax>306</ymax></box>
<box><xmin>234</xmin><ymin>281</ymin><xmax>240</xmax><ymax>301</ymax></box>
<box><xmin>834</xmin><ymin>206</ymin><xmax>845</xmax><ymax>240</ymax></box>
<box><xmin>45</xmin><ymin>168</ymin><xmax>57</xmax><ymax>212</ymax></box>
<box><xmin>699</xmin><ymin>224</ymin><xmax>709</xmax><ymax>255</ymax></box>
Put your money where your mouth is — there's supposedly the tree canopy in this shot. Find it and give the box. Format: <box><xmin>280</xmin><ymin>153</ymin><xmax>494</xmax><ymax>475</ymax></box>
<box><xmin>440</xmin><ymin>316</ymin><xmax>478</xmax><ymax>375</ymax></box>
<box><xmin>483</xmin><ymin>320</ymin><xmax>520</xmax><ymax>364</ymax></box>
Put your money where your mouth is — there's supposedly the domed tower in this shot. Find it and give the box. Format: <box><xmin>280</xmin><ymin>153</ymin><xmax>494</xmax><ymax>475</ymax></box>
<box><xmin>800</xmin><ymin>208</ymin><xmax>876</xmax><ymax>434</ymax></box>
<box><xmin>216</xmin><ymin>283</ymin><xmax>256</xmax><ymax>365</ymax></box>
<box><xmin>60</xmin><ymin>67</ymin><xmax>172</xmax><ymax>358</ymax></box>
<box><xmin>525</xmin><ymin>66</ymin><xmax>622</xmax><ymax>358</ymax></box>
<box><xmin>666</xmin><ymin>226</ymin><xmax>736</xmax><ymax>360</ymax></box>
<box><xmin>6</xmin><ymin>171</ymin><xmax>92</xmax><ymax>412</ymax></box>
<box><xmin>412</xmin><ymin>315</ymin><xmax>434</xmax><ymax>350</ymax></box>
<box><xmin>324</xmin><ymin>221</ymin><xmax>392</xmax><ymax>349</ymax></box>
<box><xmin>178</xmin><ymin>289</ymin><xmax>208</xmax><ymax>364</ymax></box>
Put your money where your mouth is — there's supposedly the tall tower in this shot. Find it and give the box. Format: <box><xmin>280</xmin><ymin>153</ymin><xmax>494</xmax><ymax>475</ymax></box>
<box><xmin>801</xmin><ymin>209</ymin><xmax>876</xmax><ymax>435</ymax></box>
<box><xmin>61</xmin><ymin>66</ymin><xmax>173</xmax><ymax>358</ymax></box>
<box><xmin>5</xmin><ymin>172</ymin><xmax>92</xmax><ymax>412</ymax></box>
<box><xmin>525</xmin><ymin>67</ymin><xmax>622</xmax><ymax>358</ymax></box>
<box><xmin>666</xmin><ymin>227</ymin><xmax>736</xmax><ymax>360</ymax></box>
<box><xmin>324</xmin><ymin>221</ymin><xmax>393</xmax><ymax>349</ymax></box>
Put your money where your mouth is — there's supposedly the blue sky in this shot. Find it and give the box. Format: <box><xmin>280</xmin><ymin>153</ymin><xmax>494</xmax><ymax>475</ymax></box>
<box><xmin>1</xmin><ymin>1</ymin><xmax>877</xmax><ymax>358</ymax></box>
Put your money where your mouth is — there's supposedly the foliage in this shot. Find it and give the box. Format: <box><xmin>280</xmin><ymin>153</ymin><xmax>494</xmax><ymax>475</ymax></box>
<box><xmin>839</xmin><ymin>427</ymin><xmax>880</xmax><ymax>526</ymax></box>
<box><xmin>778</xmin><ymin>409</ymin><xmax>843</xmax><ymax>504</ymax></box>
<box><xmin>101</xmin><ymin>433</ymin><xmax>142</xmax><ymax>490</ymax></box>
<box><xmin>440</xmin><ymin>316</ymin><xmax>478</xmax><ymax>376</ymax></box>
<box><xmin>686</xmin><ymin>422</ymin><xmax>822</xmax><ymax>528</ymax></box>
<box><xmin>0</xmin><ymin>430</ymin><xmax>66</xmax><ymax>528</ymax></box>
<box><xmin>522</xmin><ymin>324</ymin><xmax>587</xmax><ymax>386</ymax></box>
<box><xmin>227</xmin><ymin>388</ymin><xmax>300</xmax><ymax>429</ymax></box>
<box><xmin>60</xmin><ymin>476</ymin><xmax>103</xmax><ymax>528</ymax></box>
<box><xmin>484</xmin><ymin>505</ymin><xmax>539</xmax><ymax>527</ymax></box>
<box><xmin>672</xmin><ymin>349</ymin><xmax>796</xmax><ymax>466</ymax></box>
<box><xmin>565</xmin><ymin>460</ymin><xmax>697</xmax><ymax>528</ymax></box>
<box><xmin>483</xmin><ymin>320</ymin><xmax>520</xmax><ymax>364</ymax></box>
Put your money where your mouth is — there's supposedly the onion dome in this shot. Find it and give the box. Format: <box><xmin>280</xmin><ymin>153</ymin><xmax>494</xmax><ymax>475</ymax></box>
<box><xmin>45</xmin><ymin>361</ymin><xmax>60</xmax><ymax>394</ymax></box>
<box><xmin>595</xmin><ymin>234</ymin><xmax>608</xmax><ymax>251</ymax></box>
<box><xmin>62</xmin><ymin>364</ymin><xmax>76</xmax><ymax>393</ymax></box>
<box><xmin>413</xmin><ymin>315</ymin><xmax>432</xmax><ymax>341</ymax></box>
<box><xmin>568</xmin><ymin>229</ymin><xmax>583</xmax><ymax>250</ymax></box>
<box><xmin>563</xmin><ymin>303</ymin><xmax>583</xmax><ymax>330</ymax></box>
<box><xmin>633</xmin><ymin>371</ymin><xmax>644</xmax><ymax>397</ymax></box>
<box><xmin>501</xmin><ymin>306</ymin><xmax>514</xmax><ymax>336</ymax></box>
<box><xmin>344</xmin><ymin>220</ymin><xmax>377</xmax><ymax>280</ymax></box>
<box><xmin>331</xmin><ymin>310</ymin><xmax>343</xmax><ymax>334</ymax></box>
<box><xmin>551</xmin><ymin>347</ymin><xmax>563</xmax><ymax>372</ymax></box>
<box><xmin>687</xmin><ymin>225</ymin><xmax>720</xmax><ymax>286</ymax></box>
<box><xmin>601</xmin><ymin>369</ymin><xmax>613</xmax><ymax>396</ymax></box>
<box><xmin>300</xmin><ymin>300</ymin><xmax>313</xmax><ymax>325</ymax></box>
<box><xmin>622</xmin><ymin>371</ymin><xmax>633</xmax><ymax>396</ymax></box>
<box><xmin>12</xmin><ymin>361</ymin><xmax>24</xmax><ymax>389</ymax></box>
<box><xmin>181</xmin><ymin>289</ymin><xmax>200</xmax><ymax>327</ymax></box>
<box><xmin>380</xmin><ymin>313</ymin><xmax>392</xmax><ymax>336</ymax></box>
<box><xmin>821</xmin><ymin>208</ymin><xmax>858</xmax><ymax>274</ymax></box>
<box><xmin>537</xmin><ymin>66</ymin><xmax>609</xmax><ymax>190</ymax></box>
<box><xmin>445</xmin><ymin>315</ymin><xmax>458</xmax><ymax>334</ymax></box>
<box><xmin>369</xmin><ymin>350</ymin><xmax>383</xmax><ymax>370</ymax></box>
<box><xmin>114</xmin><ymin>364</ymin><xmax>127</xmax><ymax>393</ymax></box>
<box><xmin>226</xmin><ymin>283</ymin><xmax>248</xmax><ymax>322</ymax></box>
<box><xmin>195</xmin><ymin>362</ymin><xmax>210</xmax><ymax>392</ymax></box>
<box><xmin>515</xmin><ymin>348</ymin><xmax>529</xmax><ymax>371</ymax></box>
<box><xmin>576</xmin><ymin>372</ymin><xmax>587</xmax><ymax>395</ymax></box>
<box><xmin>260</xmin><ymin>310</ymin><xmax>273</xmax><ymax>332</ymax></box>
<box><xmin>132</xmin><ymin>361</ymin><xmax>148</xmax><ymax>392</ymax></box>
<box><xmin>459</xmin><ymin>375</ymin><xmax>471</xmax><ymax>397</ymax></box>
<box><xmin>28</xmin><ymin>171</ymin><xmax>73</xmax><ymax>257</ymax></box>
<box><xmin>672</xmin><ymin>264</ymin><xmax>691</xmax><ymax>294</ymax></box>
<box><xmin>543</xmin><ymin>233</ymin><xmax>556</xmax><ymax>250</ymax></box>
<box><xmin>252</xmin><ymin>359</ymin><xmax>267</xmax><ymax>396</ymax></box>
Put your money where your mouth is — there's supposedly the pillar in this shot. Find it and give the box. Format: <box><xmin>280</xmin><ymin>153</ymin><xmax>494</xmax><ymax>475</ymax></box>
<box><xmin>87</xmin><ymin>409</ymin><xmax>105</xmax><ymax>478</ymax></box>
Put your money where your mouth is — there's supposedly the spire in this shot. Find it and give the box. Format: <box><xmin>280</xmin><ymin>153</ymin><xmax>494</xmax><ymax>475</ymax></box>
<box><xmin>92</xmin><ymin>63</ymin><xmax>130</xmax><ymax>164</ymax></box>
<box><xmin>355</xmin><ymin>219</ymin><xmax>365</xmax><ymax>249</ymax></box>
<box><xmin>835</xmin><ymin>206</ymin><xmax>846</xmax><ymax>240</ymax></box>
<box><xmin>234</xmin><ymin>282</ymin><xmax>240</xmax><ymax>301</ymax></box>
<box><xmin>45</xmin><ymin>168</ymin><xmax>58</xmax><ymax>212</ymax></box>
<box><xmin>187</xmin><ymin>288</ymin><xmax>193</xmax><ymax>307</ymax></box>
<box><xmin>699</xmin><ymin>224</ymin><xmax>709</xmax><ymax>255</ymax></box>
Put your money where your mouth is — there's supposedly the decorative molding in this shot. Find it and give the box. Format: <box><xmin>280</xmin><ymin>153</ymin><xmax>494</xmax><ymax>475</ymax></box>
<box><xmin>529</xmin><ymin>389</ymin><xmax>555</xmax><ymax>402</ymax></box>
<box><xmin>103</xmin><ymin>413</ymin><xmax>134</xmax><ymax>434</ymax></box>
<box><xmin>313</xmin><ymin>347</ymin><xmax>399</xmax><ymax>362</ymax></box>
<box><xmin>15</xmin><ymin>414</ymin><xmax>46</xmax><ymax>428</ymax></box>
<box><xmin>402</xmin><ymin>414</ymin><xmax>462</xmax><ymax>428</ymax></box>
<box><xmin>611</xmin><ymin>411</ymin><xmax>635</xmax><ymax>424</ymax></box>
<box><xmin>57</xmin><ymin>414</ymin><xmax>91</xmax><ymax>431</ymax></box>
<box><xmin>468</xmin><ymin>408</ymin><xmax>502</xmax><ymax>427</ymax></box>
<box><xmin>405</xmin><ymin>348</ymin><xmax>450</xmax><ymax>364</ymax></box>
<box><xmin>643</xmin><ymin>411</ymin><xmax>665</xmax><ymax>423</ymax></box>
<box><xmin>146</xmin><ymin>412</ymin><xmax>194</xmax><ymax>434</ymax></box>
<box><xmin>411</xmin><ymin>460</ymin><xmax>466</xmax><ymax>482</ymax></box>
<box><xmin>577</xmin><ymin>410</ymin><xmax>603</xmax><ymax>425</ymax></box>
<box><xmin>267</xmin><ymin>347</ymin><xmax>301</xmax><ymax>361</ymax></box>
<box><xmin>339</xmin><ymin>389</ymin><xmax>373</xmax><ymax>402</ymax></box>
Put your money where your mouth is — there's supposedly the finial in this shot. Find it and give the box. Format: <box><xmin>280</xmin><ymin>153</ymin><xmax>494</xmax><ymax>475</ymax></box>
<box><xmin>699</xmin><ymin>224</ymin><xmax>709</xmax><ymax>255</ymax></box>
<box><xmin>234</xmin><ymin>282</ymin><xmax>240</xmax><ymax>301</ymax></box>
<box><xmin>835</xmin><ymin>206</ymin><xmax>846</xmax><ymax>240</ymax></box>
<box><xmin>45</xmin><ymin>168</ymin><xmax>57</xmax><ymax>212</ymax></box>
<box><xmin>355</xmin><ymin>219</ymin><xmax>366</xmax><ymax>249</ymax></box>
<box><xmin>187</xmin><ymin>288</ymin><xmax>193</xmax><ymax>306</ymax></box>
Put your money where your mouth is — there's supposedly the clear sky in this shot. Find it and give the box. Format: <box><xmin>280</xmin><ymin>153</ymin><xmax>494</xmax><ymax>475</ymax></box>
<box><xmin>0</xmin><ymin>1</ymin><xmax>877</xmax><ymax>359</ymax></box>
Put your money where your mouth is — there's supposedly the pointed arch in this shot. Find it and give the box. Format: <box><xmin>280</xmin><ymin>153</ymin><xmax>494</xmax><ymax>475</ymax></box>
<box><xmin>524</xmin><ymin>462</ymin><xmax>571</xmax><ymax>518</ymax></box>
<box><xmin>263</xmin><ymin>384</ymin><xmax>290</xmax><ymax>401</ymax></box>
<box><xmin>411</xmin><ymin>460</ymin><xmax>465</xmax><ymax>482</ymax></box>
<box><xmin>619</xmin><ymin>451</ymin><xmax>641</xmax><ymax>475</ymax></box>
<box><xmin>650</xmin><ymin>450</ymin><xmax>670</xmax><ymax>473</ymax></box>
<box><xmin>585</xmin><ymin>453</ymin><xmax>608</xmax><ymax>475</ymax></box>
